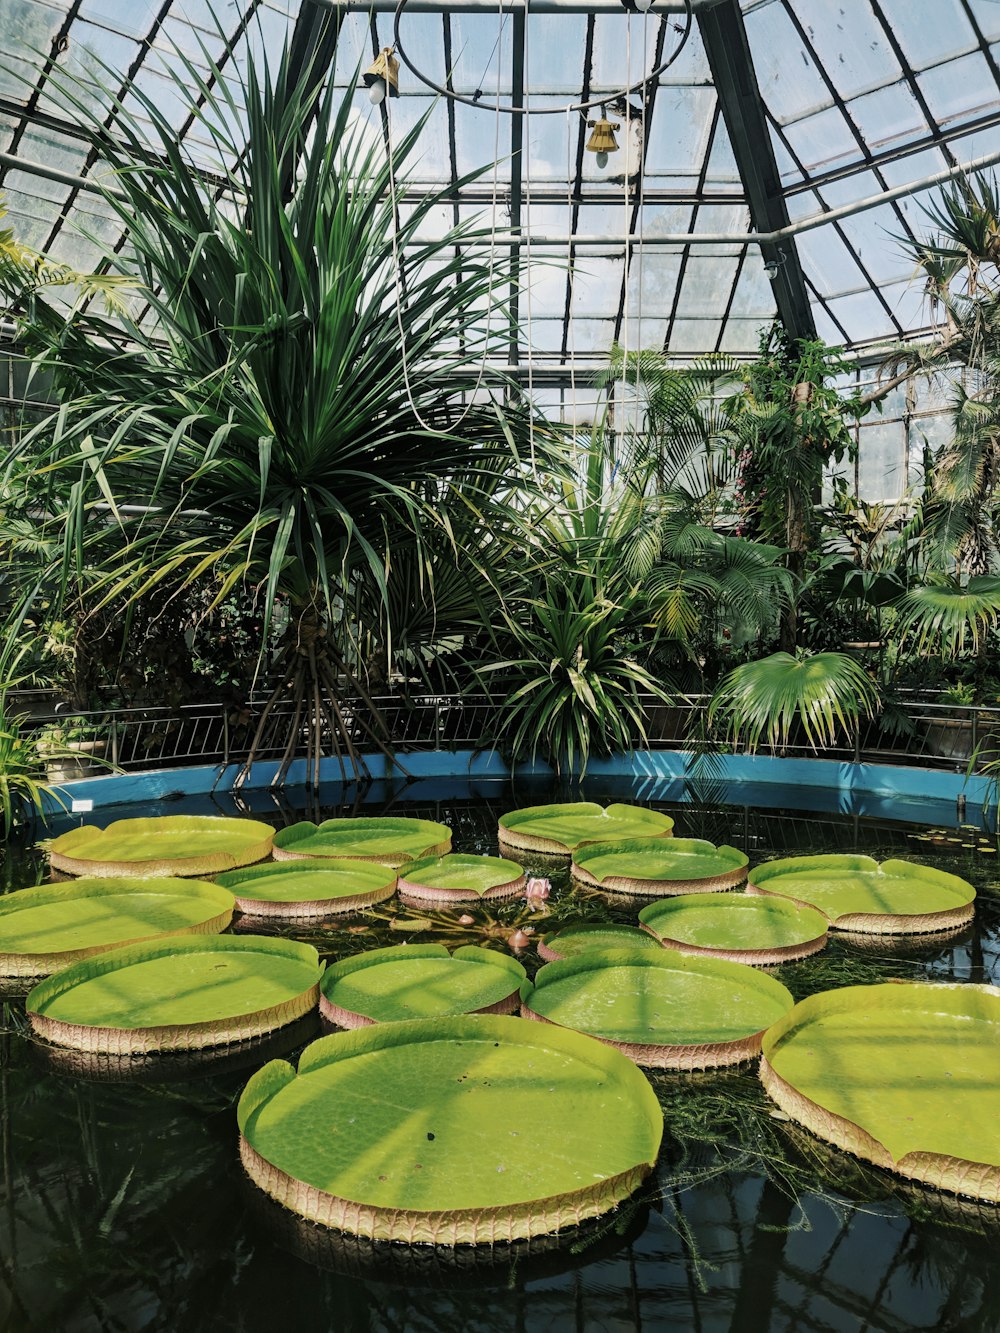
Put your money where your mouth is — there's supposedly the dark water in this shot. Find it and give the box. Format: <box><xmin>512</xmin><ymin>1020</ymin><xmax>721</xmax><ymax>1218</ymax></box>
<box><xmin>2</xmin><ymin>775</ymin><xmax>1000</xmax><ymax>1333</ymax></box>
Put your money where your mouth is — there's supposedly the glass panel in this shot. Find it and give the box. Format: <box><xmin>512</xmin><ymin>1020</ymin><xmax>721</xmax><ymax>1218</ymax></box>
<box><xmin>669</xmin><ymin>317</ymin><xmax>723</xmax><ymax>353</ymax></box>
<box><xmin>719</xmin><ymin>317</ymin><xmax>773</xmax><ymax>353</ymax></box>
<box><xmin>847</xmin><ymin>82</ymin><xmax>929</xmax><ymax>155</ymax></box>
<box><xmin>857</xmin><ymin>419</ymin><xmax>907</xmax><ymax>502</ymax></box>
<box><xmin>448</xmin><ymin>14</ymin><xmax>512</xmax><ymax>95</ymax></box>
<box><xmin>78</xmin><ymin>0</ymin><xmax>162</xmax><ymax>41</ymax></box>
<box><xmin>570</xmin><ymin>255</ymin><xmax>624</xmax><ymax>318</ymax></box>
<box><xmin>726</xmin><ymin>257</ymin><xmax>775</xmax><ymax>318</ymax></box>
<box><xmin>824</xmin><ymin>289</ymin><xmax>898</xmax><ymax>342</ymax></box>
<box><xmin>591</xmin><ymin>12</ymin><xmax>659</xmax><ymax>93</ymax></box>
<box><xmin>626</xmin><ymin>250</ymin><xmax>683</xmax><ymax>316</ymax></box>
<box><xmin>917</xmin><ymin>51</ymin><xmax>998</xmax><ymax>129</ymax></box>
<box><xmin>0</xmin><ymin>0</ymin><xmax>65</xmax><ymax>99</ymax></box>
<box><xmin>378</xmin><ymin>12</ymin><xmax>445</xmax><ymax>89</ymax></box>
<box><xmin>788</xmin><ymin>0</ymin><xmax>901</xmax><ymax>99</ymax></box>
<box><xmin>744</xmin><ymin>0</ymin><xmax>832</xmax><ymax>124</ymax></box>
<box><xmin>524</xmin><ymin>14</ymin><xmax>586</xmax><ymax>95</ymax></box>
<box><xmin>782</xmin><ymin>105</ymin><xmax>861</xmax><ymax>173</ymax></box>
<box><xmin>644</xmin><ymin>86</ymin><xmax>716</xmax><ymax>177</ymax></box>
<box><xmin>877</xmin><ymin>0</ymin><xmax>978</xmax><ymax>71</ymax></box>
<box><xmin>674</xmin><ymin>255</ymin><xmax>741</xmax><ymax>317</ymax></box>
<box><xmin>794</xmin><ymin>226</ymin><xmax>868</xmax><ymax>298</ymax></box>
<box><xmin>330</xmin><ymin>14</ymin><xmax>369</xmax><ymax>86</ymax></box>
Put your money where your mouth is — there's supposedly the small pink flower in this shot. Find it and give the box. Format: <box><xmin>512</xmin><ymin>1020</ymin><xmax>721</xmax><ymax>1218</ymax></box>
<box><xmin>525</xmin><ymin>877</ymin><xmax>551</xmax><ymax>901</ymax></box>
<box><xmin>458</xmin><ymin>914</ymin><xmax>475</xmax><ymax>925</ymax></box>
<box><xmin>508</xmin><ymin>929</ymin><xmax>532</xmax><ymax>951</ymax></box>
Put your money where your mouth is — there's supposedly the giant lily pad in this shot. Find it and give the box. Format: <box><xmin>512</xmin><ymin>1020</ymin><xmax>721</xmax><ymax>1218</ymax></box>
<box><xmin>0</xmin><ymin>877</ymin><xmax>235</xmax><ymax>978</ymax></box>
<box><xmin>319</xmin><ymin>944</ymin><xmax>525</xmax><ymax>1027</ymax></box>
<box><xmin>272</xmin><ymin>818</ymin><xmax>451</xmax><ymax>868</ymax></box>
<box><xmin>498</xmin><ymin>803</ymin><xmax>674</xmax><ymax>856</ymax></box>
<box><xmin>48</xmin><ymin>815</ymin><xmax>275</xmax><ymax>878</ymax></box>
<box><xmin>537</xmin><ymin>924</ymin><xmax>663</xmax><ymax>963</ymax></box>
<box><xmin>27</xmin><ymin>935</ymin><xmax>322</xmax><ymax>1054</ymax></box>
<box><xmin>216</xmin><ymin>860</ymin><xmax>396</xmax><ymax>918</ymax></box>
<box><xmin>747</xmin><ymin>855</ymin><xmax>975</xmax><ymax>934</ymax></box>
<box><xmin>572</xmin><ymin>838</ymin><xmax>748</xmax><ymax>896</ymax></box>
<box><xmin>237</xmin><ymin>1015</ymin><xmax>663</xmax><ymax>1243</ymax></box>
<box><xmin>638</xmin><ymin>892</ymin><xmax>829</xmax><ymax>965</ymax></box>
<box><xmin>760</xmin><ymin>982</ymin><xmax>1000</xmax><ymax>1203</ymax></box>
<box><xmin>397</xmin><ymin>854</ymin><xmax>525</xmax><ymax>905</ymax></box>
<box><xmin>520</xmin><ymin>949</ymin><xmax>793</xmax><ymax>1069</ymax></box>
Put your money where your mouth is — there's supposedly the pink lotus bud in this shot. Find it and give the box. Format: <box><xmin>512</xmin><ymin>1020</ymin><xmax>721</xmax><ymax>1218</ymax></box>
<box><xmin>508</xmin><ymin>929</ymin><xmax>532</xmax><ymax>951</ymax></box>
<box><xmin>525</xmin><ymin>877</ymin><xmax>550</xmax><ymax>900</ymax></box>
<box><xmin>458</xmin><ymin>914</ymin><xmax>475</xmax><ymax>926</ymax></box>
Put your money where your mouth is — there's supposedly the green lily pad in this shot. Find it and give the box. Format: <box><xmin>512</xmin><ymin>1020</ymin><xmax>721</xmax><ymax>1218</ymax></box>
<box><xmin>761</xmin><ymin>982</ymin><xmax>1000</xmax><ymax>1202</ymax></box>
<box><xmin>319</xmin><ymin>944</ymin><xmax>525</xmax><ymax>1026</ymax></box>
<box><xmin>498</xmin><ymin>803</ymin><xmax>675</xmax><ymax>856</ymax></box>
<box><xmin>0</xmin><ymin>877</ymin><xmax>235</xmax><ymax>978</ymax></box>
<box><xmin>572</xmin><ymin>838</ymin><xmax>748</xmax><ymax>895</ymax></box>
<box><xmin>48</xmin><ymin>815</ymin><xmax>276</xmax><ymax>878</ymax></box>
<box><xmin>27</xmin><ymin>935</ymin><xmax>323</xmax><ymax>1054</ymax></box>
<box><xmin>216</xmin><ymin>860</ymin><xmax>396</xmax><ymax>918</ymax></box>
<box><xmin>638</xmin><ymin>892</ymin><xmax>829</xmax><ymax>965</ymax></box>
<box><xmin>747</xmin><ymin>854</ymin><xmax>975</xmax><ymax>934</ymax></box>
<box><xmin>397</xmin><ymin>854</ymin><xmax>525</xmax><ymax>905</ymax></box>
<box><xmin>520</xmin><ymin>949</ymin><xmax>793</xmax><ymax>1069</ymax></box>
<box><xmin>272</xmin><ymin>817</ymin><xmax>451</xmax><ymax>868</ymax></box>
<box><xmin>537</xmin><ymin>924</ymin><xmax>663</xmax><ymax>963</ymax></box>
<box><xmin>237</xmin><ymin>1015</ymin><xmax>663</xmax><ymax>1244</ymax></box>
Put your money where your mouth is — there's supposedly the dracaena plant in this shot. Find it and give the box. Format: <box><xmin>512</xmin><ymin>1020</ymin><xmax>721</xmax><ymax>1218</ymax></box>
<box><xmin>6</xmin><ymin>18</ymin><xmax>545</xmax><ymax>786</ymax></box>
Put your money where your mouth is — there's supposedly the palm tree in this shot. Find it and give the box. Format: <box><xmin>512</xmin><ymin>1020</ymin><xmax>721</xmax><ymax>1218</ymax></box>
<box><xmin>5</xmin><ymin>22</ymin><xmax>543</xmax><ymax>786</ymax></box>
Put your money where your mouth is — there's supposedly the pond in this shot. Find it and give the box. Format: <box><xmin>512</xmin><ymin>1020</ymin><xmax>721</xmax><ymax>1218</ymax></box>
<box><xmin>1</xmin><ymin>774</ymin><xmax>999</xmax><ymax>1332</ymax></box>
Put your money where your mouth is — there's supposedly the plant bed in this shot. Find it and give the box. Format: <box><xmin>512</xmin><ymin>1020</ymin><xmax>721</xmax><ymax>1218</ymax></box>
<box><xmin>760</xmin><ymin>982</ymin><xmax>1000</xmax><ymax>1203</ymax></box>
<box><xmin>638</xmin><ymin>892</ymin><xmax>829</xmax><ymax>965</ymax></box>
<box><xmin>216</xmin><ymin>860</ymin><xmax>396</xmax><ymax>919</ymax></box>
<box><xmin>0</xmin><ymin>876</ymin><xmax>235</xmax><ymax>979</ymax></box>
<box><xmin>272</xmin><ymin>817</ymin><xmax>451</xmax><ymax>868</ymax></box>
<box><xmin>396</xmin><ymin>854</ymin><xmax>525</xmax><ymax>905</ymax></box>
<box><xmin>571</xmin><ymin>837</ymin><xmax>748</xmax><ymax>896</ymax></box>
<box><xmin>519</xmin><ymin>949</ymin><xmax>793</xmax><ymax>1069</ymax></box>
<box><xmin>319</xmin><ymin>944</ymin><xmax>525</xmax><ymax>1027</ymax></box>
<box><xmin>747</xmin><ymin>855</ymin><xmax>975</xmax><ymax>934</ymax></box>
<box><xmin>47</xmin><ymin>815</ymin><xmax>276</xmax><ymax>878</ymax></box>
<box><xmin>498</xmin><ymin>803</ymin><xmax>674</xmax><ymax>857</ymax></box>
<box><xmin>237</xmin><ymin>1014</ymin><xmax>662</xmax><ymax>1244</ymax></box>
<box><xmin>27</xmin><ymin>935</ymin><xmax>322</xmax><ymax>1054</ymax></box>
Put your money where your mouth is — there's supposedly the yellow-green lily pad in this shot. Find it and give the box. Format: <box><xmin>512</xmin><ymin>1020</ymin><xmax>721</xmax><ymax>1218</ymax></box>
<box><xmin>216</xmin><ymin>860</ymin><xmax>396</xmax><ymax>918</ymax></box>
<box><xmin>48</xmin><ymin>815</ymin><xmax>275</xmax><ymax>878</ymax></box>
<box><xmin>638</xmin><ymin>892</ymin><xmax>829</xmax><ymax>964</ymax></box>
<box><xmin>272</xmin><ymin>817</ymin><xmax>451</xmax><ymax>868</ymax></box>
<box><xmin>747</xmin><ymin>854</ymin><xmax>975</xmax><ymax>934</ymax></box>
<box><xmin>397</xmin><ymin>854</ymin><xmax>525</xmax><ymax>905</ymax></box>
<box><xmin>498</xmin><ymin>803</ymin><xmax>674</xmax><ymax>856</ymax></box>
<box><xmin>572</xmin><ymin>837</ymin><xmax>747</xmax><ymax>895</ymax></box>
<box><xmin>237</xmin><ymin>1015</ymin><xmax>663</xmax><ymax>1243</ymax></box>
<box><xmin>761</xmin><ymin>982</ymin><xmax>1000</xmax><ymax>1203</ymax></box>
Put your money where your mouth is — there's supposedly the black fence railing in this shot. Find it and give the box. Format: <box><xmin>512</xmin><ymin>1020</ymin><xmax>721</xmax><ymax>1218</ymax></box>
<box><xmin>13</xmin><ymin>690</ymin><xmax>1000</xmax><ymax>778</ymax></box>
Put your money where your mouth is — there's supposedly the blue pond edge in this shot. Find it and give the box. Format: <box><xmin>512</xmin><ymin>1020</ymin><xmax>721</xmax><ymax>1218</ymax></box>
<box><xmin>41</xmin><ymin>748</ymin><xmax>993</xmax><ymax>830</ymax></box>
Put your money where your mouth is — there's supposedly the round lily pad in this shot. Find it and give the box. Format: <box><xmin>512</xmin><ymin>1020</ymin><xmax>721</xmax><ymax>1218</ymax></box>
<box><xmin>272</xmin><ymin>817</ymin><xmax>451</xmax><ymax>868</ymax></box>
<box><xmin>216</xmin><ymin>860</ymin><xmax>397</xmax><ymax>918</ymax></box>
<box><xmin>747</xmin><ymin>855</ymin><xmax>975</xmax><ymax>934</ymax></box>
<box><xmin>237</xmin><ymin>1014</ymin><xmax>663</xmax><ymax>1244</ymax></box>
<box><xmin>572</xmin><ymin>838</ymin><xmax>748</xmax><ymax>896</ymax></box>
<box><xmin>520</xmin><ymin>949</ymin><xmax>794</xmax><ymax>1069</ymax></box>
<box><xmin>760</xmin><ymin>982</ymin><xmax>1000</xmax><ymax>1203</ymax></box>
<box><xmin>0</xmin><ymin>877</ymin><xmax>235</xmax><ymax>978</ymax></box>
<box><xmin>397</xmin><ymin>854</ymin><xmax>525</xmax><ymax>905</ymax></box>
<box><xmin>537</xmin><ymin>924</ymin><xmax>663</xmax><ymax>963</ymax></box>
<box><xmin>27</xmin><ymin>935</ymin><xmax>323</xmax><ymax>1054</ymax></box>
<box><xmin>498</xmin><ymin>803</ymin><xmax>675</xmax><ymax>856</ymax></box>
<box><xmin>47</xmin><ymin>815</ymin><xmax>276</xmax><ymax>878</ymax></box>
<box><xmin>637</xmin><ymin>892</ymin><xmax>829</xmax><ymax>965</ymax></box>
<box><xmin>319</xmin><ymin>944</ymin><xmax>525</xmax><ymax>1027</ymax></box>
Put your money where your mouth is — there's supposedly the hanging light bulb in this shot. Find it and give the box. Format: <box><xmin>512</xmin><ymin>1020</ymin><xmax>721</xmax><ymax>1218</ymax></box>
<box><xmin>634</xmin><ymin>0</ymin><xmax>656</xmax><ymax>10</ymax></box>
<box><xmin>363</xmin><ymin>48</ymin><xmax>399</xmax><ymax>106</ymax></box>
<box><xmin>586</xmin><ymin>113</ymin><xmax>620</xmax><ymax>170</ymax></box>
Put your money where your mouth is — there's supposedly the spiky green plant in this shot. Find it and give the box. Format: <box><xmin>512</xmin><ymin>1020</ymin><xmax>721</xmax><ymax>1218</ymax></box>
<box><xmin>6</xmin><ymin>20</ymin><xmax>543</xmax><ymax>786</ymax></box>
<box><xmin>895</xmin><ymin>576</ymin><xmax>1000</xmax><ymax>657</ymax></box>
<box><xmin>708</xmin><ymin>650</ymin><xmax>878</xmax><ymax>752</ymax></box>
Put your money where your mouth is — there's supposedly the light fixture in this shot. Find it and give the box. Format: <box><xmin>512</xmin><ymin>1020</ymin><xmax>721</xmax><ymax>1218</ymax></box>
<box><xmin>363</xmin><ymin>48</ymin><xmax>399</xmax><ymax>106</ymax></box>
<box><xmin>620</xmin><ymin>0</ymin><xmax>656</xmax><ymax>10</ymax></box>
<box><xmin>586</xmin><ymin>113</ymin><xmax>620</xmax><ymax>170</ymax></box>
<box><xmin>763</xmin><ymin>248</ymin><xmax>787</xmax><ymax>280</ymax></box>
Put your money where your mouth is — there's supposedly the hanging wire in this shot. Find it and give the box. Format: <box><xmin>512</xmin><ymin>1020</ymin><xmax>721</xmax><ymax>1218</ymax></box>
<box><xmin>384</xmin><ymin>0</ymin><xmax>506</xmax><ymax>436</ymax></box>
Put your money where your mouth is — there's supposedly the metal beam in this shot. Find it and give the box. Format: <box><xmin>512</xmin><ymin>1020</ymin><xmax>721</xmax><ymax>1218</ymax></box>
<box><xmin>508</xmin><ymin>6</ymin><xmax>526</xmax><ymax>369</ymax></box>
<box><xmin>697</xmin><ymin>0</ymin><xmax>815</xmax><ymax>340</ymax></box>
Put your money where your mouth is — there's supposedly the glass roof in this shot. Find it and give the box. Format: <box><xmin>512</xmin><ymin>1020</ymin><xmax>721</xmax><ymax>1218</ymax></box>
<box><xmin>0</xmin><ymin>0</ymin><xmax>998</xmax><ymax>387</ymax></box>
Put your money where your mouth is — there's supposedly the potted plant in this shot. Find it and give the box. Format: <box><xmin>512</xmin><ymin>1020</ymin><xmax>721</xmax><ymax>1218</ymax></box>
<box><xmin>37</xmin><ymin>718</ymin><xmax>110</xmax><ymax>784</ymax></box>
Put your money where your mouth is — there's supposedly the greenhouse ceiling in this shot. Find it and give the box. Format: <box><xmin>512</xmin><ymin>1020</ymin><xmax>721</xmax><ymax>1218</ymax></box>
<box><xmin>0</xmin><ymin>0</ymin><xmax>999</xmax><ymax>383</ymax></box>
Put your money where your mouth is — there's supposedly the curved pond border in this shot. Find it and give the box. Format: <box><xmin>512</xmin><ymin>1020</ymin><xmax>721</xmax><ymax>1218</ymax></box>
<box><xmin>38</xmin><ymin>749</ymin><xmax>993</xmax><ymax>832</ymax></box>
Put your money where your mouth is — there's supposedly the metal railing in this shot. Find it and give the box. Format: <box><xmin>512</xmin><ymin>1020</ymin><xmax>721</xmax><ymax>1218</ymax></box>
<box><xmin>13</xmin><ymin>689</ymin><xmax>1000</xmax><ymax>777</ymax></box>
